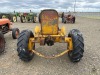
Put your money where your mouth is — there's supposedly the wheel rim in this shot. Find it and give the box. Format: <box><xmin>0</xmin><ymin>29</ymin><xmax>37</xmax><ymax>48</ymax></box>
<box><xmin>13</xmin><ymin>16</ymin><xmax>17</xmax><ymax>22</ymax></box>
<box><xmin>0</xmin><ymin>37</ymin><xmax>5</xmax><ymax>53</ymax></box>
<box><xmin>2</xmin><ymin>15</ymin><xmax>6</xmax><ymax>18</ymax></box>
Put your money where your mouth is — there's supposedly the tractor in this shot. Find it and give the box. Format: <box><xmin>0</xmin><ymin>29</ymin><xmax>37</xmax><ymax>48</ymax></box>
<box><xmin>0</xmin><ymin>19</ymin><xmax>20</xmax><ymax>54</ymax></box>
<box><xmin>17</xmin><ymin>9</ymin><xmax>84</xmax><ymax>62</ymax></box>
<box><xmin>0</xmin><ymin>12</ymin><xmax>17</xmax><ymax>23</ymax></box>
<box><xmin>63</xmin><ymin>14</ymin><xmax>75</xmax><ymax>24</ymax></box>
<box><xmin>0</xmin><ymin>19</ymin><xmax>20</xmax><ymax>36</ymax></box>
<box><xmin>20</xmin><ymin>10</ymin><xmax>37</xmax><ymax>23</ymax></box>
<box><xmin>0</xmin><ymin>19</ymin><xmax>20</xmax><ymax>37</ymax></box>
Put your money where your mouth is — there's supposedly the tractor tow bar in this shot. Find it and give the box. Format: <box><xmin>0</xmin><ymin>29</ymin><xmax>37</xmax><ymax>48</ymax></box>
<box><xmin>31</xmin><ymin>49</ymin><xmax>70</xmax><ymax>59</ymax></box>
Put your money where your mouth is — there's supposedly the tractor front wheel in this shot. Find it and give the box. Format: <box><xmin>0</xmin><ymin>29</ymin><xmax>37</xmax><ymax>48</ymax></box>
<box><xmin>12</xmin><ymin>28</ymin><xmax>20</xmax><ymax>39</ymax></box>
<box><xmin>0</xmin><ymin>31</ymin><xmax>5</xmax><ymax>54</ymax></box>
<box><xmin>68</xmin><ymin>29</ymin><xmax>84</xmax><ymax>62</ymax></box>
<box><xmin>17</xmin><ymin>30</ymin><xmax>35</xmax><ymax>62</ymax></box>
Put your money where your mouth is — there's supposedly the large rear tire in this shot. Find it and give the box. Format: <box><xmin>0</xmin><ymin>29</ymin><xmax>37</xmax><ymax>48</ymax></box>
<box><xmin>2</xmin><ymin>15</ymin><xmax>6</xmax><ymax>18</ymax></box>
<box><xmin>72</xmin><ymin>17</ymin><xmax>75</xmax><ymax>23</ymax></box>
<box><xmin>20</xmin><ymin>15</ymin><xmax>26</xmax><ymax>23</ymax></box>
<box><xmin>17</xmin><ymin>30</ymin><xmax>35</xmax><ymax>62</ymax></box>
<box><xmin>0</xmin><ymin>31</ymin><xmax>5</xmax><ymax>54</ymax></box>
<box><xmin>11</xmin><ymin>15</ymin><xmax>17</xmax><ymax>22</ymax></box>
<box><xmin>33</xmin><ymin>16</ymin><xmax>36</xmax><ymax>23</ymax></box>
<box><xmin>68</xmin><ymin>29</ymin><xmax>84</xmax><ymax>62</ymax></box>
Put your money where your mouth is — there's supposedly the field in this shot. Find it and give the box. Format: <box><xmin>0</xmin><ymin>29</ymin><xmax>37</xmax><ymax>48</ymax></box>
<box><xmin>76</xmin><ymin>12</ymin><xmax>100</xmax><ymax>19</ymax></box>
<box><xmin>0</xmin><ymin>16</ymin><xmax>100</xmax><ymax>75</ymax></box>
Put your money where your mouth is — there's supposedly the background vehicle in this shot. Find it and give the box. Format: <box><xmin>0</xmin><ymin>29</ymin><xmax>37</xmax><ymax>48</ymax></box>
<box><xmin>0</xmin><ymin>12</ymin><xmax>17</xmax><ymax>22</ymax></box>
<box><xmin>0</xmin><ymin>19</ymin><xmax>20</xmax><ymax>54</ymax></box>
<box><xmin>0</xmin><ymin>19</ymin><xmax>20</xmax><ymax>38</ymax></box>
<box><xmin>20</xmin><ymin>10</ymin><xmax>37</xmax><ymax>23</ymax></box>
<box><xmin>63</xmin><ymin>14</ymin><xmax>75</xmax><ymax>23</ymax></box>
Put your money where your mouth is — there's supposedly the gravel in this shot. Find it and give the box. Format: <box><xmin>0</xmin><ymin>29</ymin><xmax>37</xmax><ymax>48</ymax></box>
<box><xmin>0</xmin><ymin>17</ymin><xmax>100</xmax><ymax>75</ymax></box>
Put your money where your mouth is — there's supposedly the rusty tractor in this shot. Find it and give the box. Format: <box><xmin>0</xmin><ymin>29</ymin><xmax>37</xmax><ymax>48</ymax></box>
<box><xmin>17</xmin><ymin>9</ymin><xmax>84</xmax><ymax>63</ymax></box>
<box><xmin>64</xmin><ymin>14</ymin><xmax>75</xmax><ymax>24</ymax></box>
<box><xmin>0</xmin><ymin>19</ymin><xmax>20</xmax><ymax>54</ymax></box>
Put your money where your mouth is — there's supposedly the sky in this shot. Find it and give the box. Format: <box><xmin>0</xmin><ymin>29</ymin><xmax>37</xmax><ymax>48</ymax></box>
<box><xmin>0</xmin><ymin>0</ymin><xmax>100</xmax><ymax>12</ymax></box>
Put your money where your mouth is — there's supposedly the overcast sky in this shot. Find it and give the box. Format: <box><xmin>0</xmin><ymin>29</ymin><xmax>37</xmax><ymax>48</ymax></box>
<box><xmin>0</xmin><ymin>0</ymin><xmax>100</xmax><ymax>12</ymax></box>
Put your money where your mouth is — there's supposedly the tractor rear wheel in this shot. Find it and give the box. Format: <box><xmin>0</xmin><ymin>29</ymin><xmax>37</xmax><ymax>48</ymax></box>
<box><xmin>0</xmin><ymin>31</ymin><xmax>5</xmax><ymax>54</ymax></box>
<box><xmin>68</xmin><ymin>29</ymin><xmax>84</xmax><ymax>62</ymax></box>
<box><xmin>20</xmin><ymin>15</ymin><xmax>26</xmax><ymax>23</ymax></box>
<box><xmin>33</xmin><ymin>16</ymin><xmax>36</xmax><ymax>23</ymax></box>
<box><xmin>2</xmin><ymin>15</ymin><xmax>6</xmax><ymax>18</ymax></box>
<box><xmin>17</xmin><ymin>30</ymin><xmax>35</xmax><ymax>62</ymax></box>
<box><xmin>12</xmin><ymin>28</ymin><xmax>20</xmax><ymax>39</ymax></box>
<box><xmin>12</xmin><ymin>16</ymin><xmax>17</xmax><ymax>22</ymax></box>
<box><xmin>72</xmin><ymin>17</ymin><xmax>75</xmax><ymax>23</ymax></box>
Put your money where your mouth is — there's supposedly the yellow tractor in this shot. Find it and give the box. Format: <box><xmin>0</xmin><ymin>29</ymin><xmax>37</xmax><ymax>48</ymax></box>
<box><xmin>17</xmin><ymin>9</ymin><xmax>84</xmax><ymax>62</ymax></box>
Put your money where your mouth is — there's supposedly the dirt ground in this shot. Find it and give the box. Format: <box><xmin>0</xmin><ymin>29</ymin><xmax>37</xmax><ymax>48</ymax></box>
<box><xmin>0</xmin><ymin>17</ymin><xmax>100</xmax><ymax>75</ymax></box>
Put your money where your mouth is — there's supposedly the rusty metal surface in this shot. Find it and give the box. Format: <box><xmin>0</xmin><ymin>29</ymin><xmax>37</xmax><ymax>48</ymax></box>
<box><xmin>40</xmin><ymin>9</ymin><xmax>59</xmax><ymax>35</ymax></box>
<box><xmin>41</xmin><ymin>10</ymin><xmax>58</xmax><ymax>26</ymax></box>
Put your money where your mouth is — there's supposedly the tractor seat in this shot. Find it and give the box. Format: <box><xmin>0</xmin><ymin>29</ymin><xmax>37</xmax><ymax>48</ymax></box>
<box><xmin>40</xmin><ymin>9</ymin><xmax>59</xmax><ymax>35</ymax></box>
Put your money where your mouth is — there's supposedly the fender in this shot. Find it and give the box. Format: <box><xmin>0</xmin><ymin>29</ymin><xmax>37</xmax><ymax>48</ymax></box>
<box><xmin>0</xmin><ymin>19</ymin><xmax>12</xmax><ymax>29</ymax></box>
